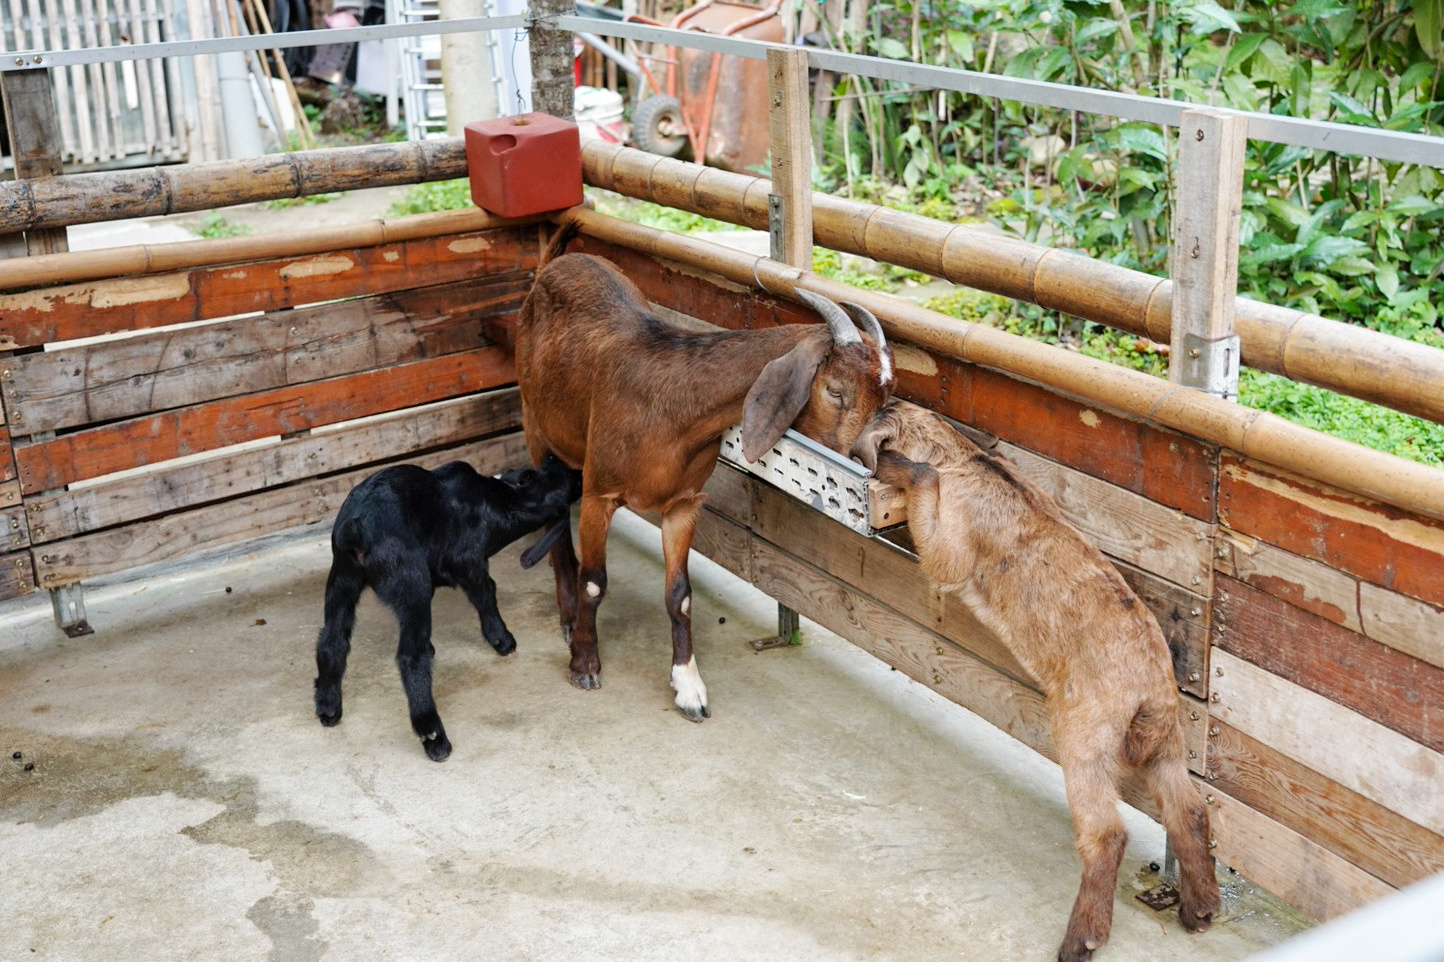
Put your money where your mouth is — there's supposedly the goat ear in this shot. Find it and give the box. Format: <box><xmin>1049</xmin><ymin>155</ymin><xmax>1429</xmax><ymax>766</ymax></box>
<box><xmin>850</xmin><ymin>422</ymin><xmax>889</xmax><ymax>473</ymax></box>
<box><xmin>520</xmin><ymin>517</ymin><xmax>570</xmax><ymax>569</ymax></box>
<box><xmin>741</xmin><ymin>339</ymin><xmax>828</xmax><ymax>462</ymax></box>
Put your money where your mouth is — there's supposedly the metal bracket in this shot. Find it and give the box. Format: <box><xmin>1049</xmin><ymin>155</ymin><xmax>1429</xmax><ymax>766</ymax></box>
<box><xmin>1180</xmin><ymin>332</ymin><xmax>1240</xmax><ymax>401</ymax></box>
<box><xmin>50</xmin><ymin>582</ymin><xmax>94</xmax><ymax>638</ymax></box>
<box><xmin>767</xmin><ymin>193</ymin><xmax>785</xmax><ymax>262</ymax></box>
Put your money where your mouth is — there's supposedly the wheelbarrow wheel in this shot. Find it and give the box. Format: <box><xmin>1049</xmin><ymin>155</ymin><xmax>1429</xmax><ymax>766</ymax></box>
<box><xmin>632</xmin><ymin>94</ymin><xmax>688</xmax><ymax>158</ymax></box>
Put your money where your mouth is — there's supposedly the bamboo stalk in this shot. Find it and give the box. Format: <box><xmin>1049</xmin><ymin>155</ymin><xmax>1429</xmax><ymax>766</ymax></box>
<box><xmin>581</xmin><ymin>140</ymin><xmax>1444</xmax><ymax>429</ymax></box>
<box><xmin>0</xmin><ymin>207</ymin><xmax>541</xmax><ymax>290</ymax></box>
<box><xmin>558</xmin><ymin>205</ymin><xmax>1444</xmax><ymax>522</ymax></box>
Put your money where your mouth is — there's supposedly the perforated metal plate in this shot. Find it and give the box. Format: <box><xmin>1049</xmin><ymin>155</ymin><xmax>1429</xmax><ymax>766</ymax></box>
<box><xmin>719</xmin><ymin>425</ymin><xmax>901</xmax><ymax>536</ymax></box>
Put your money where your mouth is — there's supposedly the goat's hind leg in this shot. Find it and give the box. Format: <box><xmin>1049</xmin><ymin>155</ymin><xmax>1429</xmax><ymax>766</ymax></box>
<box><xmin>376</xmin><ymin>562</ymin><xmax>451</xmax><ymax>761</ymax></box>
<box><xmin>1145</xmin><ymin>734</ymin><xmax>1222</xmax><ymax>932</ymax></box>
<box><xmin>1055</xmin><ymin>727</ymin><xmax>1130</xmax><ymax>962</ymax></box>
<box><xmin>315</xmin><ymin>561</ymin><xmax>365</xmax><ymax>727</ymax></box>
<box><xmin>662</xmin><ymin>495</ymin><xmax>708</xmax><ymax>721</ymax></box>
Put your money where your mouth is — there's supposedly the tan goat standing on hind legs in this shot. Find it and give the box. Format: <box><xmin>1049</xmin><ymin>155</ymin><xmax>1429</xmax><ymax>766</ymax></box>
<box><xmin>516</xmin><ymin>218</ymin><xmax>894</xmax><ymax>721</ymax></box>
<box><xmin>852</xmin><ymin>400</ymin><xmax>1221</xmax><ymax>962</ymax></box>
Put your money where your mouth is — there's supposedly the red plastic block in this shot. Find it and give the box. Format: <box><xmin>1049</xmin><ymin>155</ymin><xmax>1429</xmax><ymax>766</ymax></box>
<box><xmin>464</xmin><ymin>113</ymin><xmax>584</xmax><ymax>218</ymax></box>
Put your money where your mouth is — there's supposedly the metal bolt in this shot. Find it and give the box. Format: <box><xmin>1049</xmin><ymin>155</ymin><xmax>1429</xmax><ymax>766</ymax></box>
<box><xmin>1190</xmin><ymin>607</ymin><xmax>1201</xmax><ymax>617</ymax></box>
<box><xmin>1191</xmin><ymin>576</ymin><xmax>1201</xmax><ymax>586</ymax></box>
<box><xmin>12</xmin><ymin>57</ymin><xmax>22</xmax><ymax>66</ymax></box>
<box><xmin>1188</xmin><ymin>671</ymin><xmax>1201</xmax><ymax>683</ymax></box>
<box><xmin>1215</xmin><ymin>666</ymin><xmax>1224</xmax><ymax>677</ymax></box>
<box><xmin>1196</xmin><ymin>129</ymin><xmax>1205</xmax><ymax>141</ymax></box>
<box><xmin>1188</xmin><ymin>749</ymin><xmax>1197</xmax><ymax>760</ymax></box>
<box><xmin>1208</xmin><ymin>839</ymin><xmax>1218</xmax><ymax>850</ymax></box>
<box><xmin>1188</xmin><ymin>347</ymin><xmax>1201</xmax><ymax>358</ymax></box>
<box><xmin>31</xmin><ymin>55</ymin><xmax>41</xmax><ymax>64</ymax></box>
<box><xmin>1189</xmin><ymin>711</ymin><xmax>1200</xmax><ymax>721</ymax></box>
<box><xmin>1210</xmin><ymin>692</ymin><xmax>1221</xmax><ymax>703</ymax></box>
<box><xmin>1210</xmin><ymin>726</ymin><xmax>1220</xmax><ymax>736</ymax></box>
<box><xmin>1207</xmin><ymin>770</ymin><xmax>1218</xmax><ymax>781</ymax></box>
<box><xmin>1205</xmin><ymin>794</ymin><xmax>1215</xmax><ymax>804</ymax></box>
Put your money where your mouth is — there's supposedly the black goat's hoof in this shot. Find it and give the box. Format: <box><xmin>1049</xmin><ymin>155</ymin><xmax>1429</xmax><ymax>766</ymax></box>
<box><xmin>491</xmin><ymin>635</ymin><xmax>517</xmax><ymax>656</ymax></box>
<box><xmin>421</xmin><ymin>730</ymin><xmax>451</xmax><ymax>762</ymax></box>
<box><xmin>318</xmin><ymin>710</ymin><xmax>343</xmax><ymax>727</ymax></box>
<box><xmin>315</xmin><ymin>692</ymin><xmax>343</xmax><ymax>727</ymax></box>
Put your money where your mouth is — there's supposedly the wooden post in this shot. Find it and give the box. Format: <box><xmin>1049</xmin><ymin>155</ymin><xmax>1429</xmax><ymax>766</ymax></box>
<box><xmin>529</xmin><ymin>0</ymin><xmax>575</xmax><ymax>119</ymax></box>
<box><xmin>756</xmin><ymin>46</ymin><xmax>814</xmax><ymax>651</ymax></box>
<box><xmin>0</xmin><ymin>69</ymin><xmax>69</xmax><ymax>256</ymax></box>
<box><xmin>1169</xmin><ymin>108</ymin><xmax>1248</xmax><ymax>400</ymax></box>
<box><xmin>766</xmin><ymin>47</ymin><xmax>813</xmax><ymax>267</ymax></box>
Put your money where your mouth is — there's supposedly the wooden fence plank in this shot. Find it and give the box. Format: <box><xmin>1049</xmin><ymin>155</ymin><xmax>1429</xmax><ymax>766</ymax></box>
<box><xmin>32</xmin><ymin>432</ymin><xmax>530</xmax><ymax>587</ymax></box>
<box><xmin>1209</xmin><ymin>790</ymin><xmax>1395</xmax><ymax>922</ymax></box>
<box><xmin>0</xmin><ymin>228</ymin><xmax>537</xmax><ymax>349</ymax></box>
<box><xmin>1208</xmin><ymin>720</ymin><xmax>1444</xmax><ymax>890</ymax></box>
<box><xmin>15</xmin><ymin>349</ymin><xmax>517</xmax><ymax>493</ymax></box>
<box><xmin>25</xmin><ymin>389</ymin><xmax>524</xmax><ymax>543</ymax></box>
<box><xmin>1216</xmin><ymin>531</ymin><xmax>1363</xmax><ymax>633</ymax></box>
<box><xmin>998</xmin><ymin>440</ymin><xmax>1213</xmax><ymax>591</ymax></box>
<box><xmin>1359</xmin><ymin>583</ymin><xmax>1444</xmax><ymax>673</ymax></box>
<box><xmin>3</xmin><ymin>275</ymin><xmax>528</xmax><ymax>434</ymax></box>
<box><xmin>0</xmin><ymin>424</ymin><xmax>14</xmax><ymax>484</ymax></box>
<box><xmin>1</xmin><ymin>501</ymin><xmax>27</xmax><ymax>551</ymax></box>
<box><xmin>1210</xmin><ymin>649</ymin><xmax>1444</xmax><ymax>835</ymax></box>
<box><xmin>0</xmin><ymin>549</ymin><xmax>34</xmax><ymax>601</ymax></box>
<box><xmin>581</xmin><ymin>236</ymin><xmax>1219</xmax><ymax>521</ymax></box>
<box><xmin>1216</xmin><ymin>575</ymin><xmax>1444</xmax><ymax>753</ymax></box>
<box><xmin>1219</xmin><ymin>453</ymin><xmax>1444</xmax><ymax>608</ymax></box>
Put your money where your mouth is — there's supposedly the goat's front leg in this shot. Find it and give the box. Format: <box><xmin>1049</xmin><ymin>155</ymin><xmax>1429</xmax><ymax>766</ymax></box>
<box><xmin>568</xmin><ymin>493</ymin><xmax>618</xmax><ymax>691</ymax></box>
<box><xmin>662</xmin><ymin>495</ymin><xmax>708</xmax><ymax>721</ymax></box>
<box><xmin>459</xmin><ymin>563</ymin><xmax>516</xmax><ymax>656</ymax></box>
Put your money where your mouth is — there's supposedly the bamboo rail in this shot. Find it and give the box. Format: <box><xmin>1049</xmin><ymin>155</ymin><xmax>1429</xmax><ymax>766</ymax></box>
<box><xmin>0</xmin><ymin>208</ymin><xmax>542</xmax><ymax>289</ymax></box>
<box><xmin>581</xmin><ymin>140</ymin><xmax>1444</xmax><ymax>429</ymax></box>
<box><xmin>560</xmin><ymin>206</ymin><xmax>1444</xmax><ymax>524</ymax></box>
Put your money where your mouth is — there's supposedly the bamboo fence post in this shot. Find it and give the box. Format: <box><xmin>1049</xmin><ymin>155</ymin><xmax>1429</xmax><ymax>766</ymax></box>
<box><xmin>759</xmin><ymin>45</ymin><xmax>815</xmax><ymax>650</ymax></box>
<box><xmin>1170</xmin><ymin>108</ymin><xmax>1248</xmax><ymax>400</ymax></box>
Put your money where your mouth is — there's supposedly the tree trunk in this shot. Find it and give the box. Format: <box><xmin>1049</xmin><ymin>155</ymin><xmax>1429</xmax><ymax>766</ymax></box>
<box><xmin>529</xmin><ymin>0</ymin><xmax>575</xmax><ymax>119</ymax></box>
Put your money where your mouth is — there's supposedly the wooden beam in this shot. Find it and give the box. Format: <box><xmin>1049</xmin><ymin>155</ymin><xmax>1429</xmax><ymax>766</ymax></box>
<box><xmin>767</xmin><ymin>47</ymin><xmax>813</xmax><ymax>269</ymax></box>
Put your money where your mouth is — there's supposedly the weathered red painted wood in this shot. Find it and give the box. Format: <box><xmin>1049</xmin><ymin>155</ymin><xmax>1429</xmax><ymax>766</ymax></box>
<box><xmin>0</xmin><ymin>423</ymin><xmax>15</xmax><ymax>484</ymax></box>
<box><xmin>1208</xmin><ymin>720</ymin><xmax>1444</xmax><ymax>890</ymax></box>
<box><xmin>1220</xmin><ymin>453</ymin><xmax>1444</xmax><ymax>607</ymax></box>
<box><xmin>581</xmin><ymin>237</ymin><xmax>1219</xmax><ymax>520</ymax></box>
<box><xmin>0</xmin><ymin>228</ymin><xmax>537</xmax><ymax>348</ymax></box>
<box><xmin>1215</xmin><ymin>574</ymin><xmax>1444</xmax><ymax>753</ymax></box>
<box><xmin>15</xmin><ymin>348</ymin><xmax>517</xmax><ymax>493</ymax></box>
<box><xmin>3</xmin><ymin>275</ymin><xmax>527</xmax><ymax>434</ymax></box>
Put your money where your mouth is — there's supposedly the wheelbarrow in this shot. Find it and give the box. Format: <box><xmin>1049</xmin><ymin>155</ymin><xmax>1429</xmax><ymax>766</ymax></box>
<box><xmin>624</xmin><ymin>0</ymin><xmax>785</xmax><ymax>171</ymax></box>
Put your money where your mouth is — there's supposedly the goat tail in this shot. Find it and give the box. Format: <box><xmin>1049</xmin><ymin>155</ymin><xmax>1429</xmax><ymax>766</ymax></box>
<box><xmin>332</xmin><ymin>516</ymin><xmax>367</xmax><ymax>563</ymax></box>
<box><xmin>1123</xmin><ymin>698</ymin><xmax>1177</xmax><ymax>768</ymax></box>
<box><xmin>540</xmin><ymin>216</ymin><xmax>583</xmax><ymax>268</ymax></box>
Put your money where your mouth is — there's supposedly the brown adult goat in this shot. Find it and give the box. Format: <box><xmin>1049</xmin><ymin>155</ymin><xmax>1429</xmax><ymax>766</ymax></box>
<box><xmin>516</xmin><ymin>221</ymin><xmax>894</xmax><ymax>721</ymax></box>
<box><xmin>852</xmin><ymin>400</ymin><xmax>1221</xmax><ymax>962</ymax></box>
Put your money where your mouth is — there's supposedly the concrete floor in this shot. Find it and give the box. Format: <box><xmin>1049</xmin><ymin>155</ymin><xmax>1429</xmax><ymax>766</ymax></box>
<box><xmin>0</xmin><ymin>508</ymin><xmax>1310</xmax><ymax>962</ymax></box>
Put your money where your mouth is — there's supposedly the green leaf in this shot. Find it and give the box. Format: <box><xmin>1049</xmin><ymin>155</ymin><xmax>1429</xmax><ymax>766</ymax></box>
<box><xmin>1111</xmin><ymin>124</ymin><xmax>1167</xmax><ymax>161</ymax></box>
<box><xmin>1075</xmin><ymin>18</ymin><xmax>1120</xmax><ymax>45</ymax></box>
<box><xmin>1327</xmin><ymin>90</ymin><xmax>1375</xmax><ymax>123</ymax></box>
<box><xmin>1375</xmin><ymin>263</ymin><xmax>1400</xmax><ymax>301</ymax></box>
<box><xmin>1241</xmin><ymin>242</ymin><xmax>1305</xmax><ymax>267</ymax></box>
<box><xmin>1386</xmin><ymin>195</ymin><xmax>1440</xmax><ymax>216</ymax></box>
<box><xmin>946</xmin><ymin>29</ymin><xmax>975</xmax><ymax>62</ymax></box>
<box><xmin>1179</xmin><ymin>0</ymin><xmax>1242</xmax><ymax>33</ymax></box>
<box><xmin>876</xmin><ymin>37</ymin><xmax>909</xmax><ymax>60</ymax></box>
<box><xmin>1416</xmin><ymin>0</ymin><xmax>1442</xmax><ymax>60</ymax></box>
<box><xmin>1224</xmin><ymin>33</ymin><xmax>1268</xmax><ymax>72</ymax></box>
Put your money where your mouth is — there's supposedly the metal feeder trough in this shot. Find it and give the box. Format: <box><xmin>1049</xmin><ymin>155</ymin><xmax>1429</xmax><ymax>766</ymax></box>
<box><xmin>719</xmin><ymin>425</ymin><xmax>906</xmax><ymax>537</ymax></box>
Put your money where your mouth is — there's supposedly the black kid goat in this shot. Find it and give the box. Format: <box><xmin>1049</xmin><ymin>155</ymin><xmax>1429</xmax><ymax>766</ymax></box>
<box><xmin>313</xmin><ymin>455</ymin><xmax>581</xmax><ymax>760</ymax></box>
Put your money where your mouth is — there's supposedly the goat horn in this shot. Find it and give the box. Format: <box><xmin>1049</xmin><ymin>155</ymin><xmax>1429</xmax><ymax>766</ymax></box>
<box><xmin>795</xmin><ymin>288</ymin><xmax>862</xmax><ymax>346</ymax></box>
<box><xmin>840</xmin><ymin>301</ymin><xmax>887</xmax><ymax>353</ymax></box>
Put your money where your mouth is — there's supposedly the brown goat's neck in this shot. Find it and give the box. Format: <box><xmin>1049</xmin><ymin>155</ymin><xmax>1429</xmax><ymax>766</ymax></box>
<box><xmin>631</xmin><ymin>322</ymin><xmax>812</xmax><ymax>433</ymax></box>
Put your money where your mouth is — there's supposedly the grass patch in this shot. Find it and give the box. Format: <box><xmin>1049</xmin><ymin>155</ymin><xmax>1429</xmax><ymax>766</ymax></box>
<box><xmin>390</xmin><ymin>178</ymin><xmax>475</xmax><ymax>216</ymax></box>
<box><xmin>197</xmin><ymin>212</ymin><xmax>251</xmax><ymax>239</ymax></box>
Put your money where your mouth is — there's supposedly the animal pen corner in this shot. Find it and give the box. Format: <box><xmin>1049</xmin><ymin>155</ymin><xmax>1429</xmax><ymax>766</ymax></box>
<box><xmin>1</xmin><ymin>12</ymin><xmax>1442</xmax><ymax>950</ymax></box>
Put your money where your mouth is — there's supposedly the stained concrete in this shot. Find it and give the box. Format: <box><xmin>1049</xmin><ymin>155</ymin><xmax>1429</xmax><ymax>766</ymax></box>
<box><xmin>0</xmin><ymin>508</ymin><xmax>1309</xmax><ymax>962</ymax></box>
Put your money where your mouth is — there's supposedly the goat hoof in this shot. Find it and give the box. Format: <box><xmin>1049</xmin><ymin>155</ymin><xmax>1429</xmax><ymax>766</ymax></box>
<box><xmin>1057</xmin><ymin>941</ymin><xmax>1096</xmax><ymax>962</ymax></box>
<box><xmin>569</xmin><ymin>671</ymin><xmax>602</xmax><ymax>691</ymax></box>
<box><xmin>1180</xmin><ymin>903</ymin><xmax>1218</xmax><ymax>933</ymax></box>
<box><xmin>491</xmin><ymin>635</ymin><xmax>517</xmax><ymax>656</ymax></box>
<box><xmin>676</xmin><ymin>703</ymin><xmax>710</xmax><ymax>723</ymax></box>
<box><xmin>317</xmin><ymin>709</ymin><xmax>342</xmax><ymax>727</ymax></box>
<box><xmin>422</xmin><ymin>732</ymin><xmax>452</xmax><ymax>762</ymax></box>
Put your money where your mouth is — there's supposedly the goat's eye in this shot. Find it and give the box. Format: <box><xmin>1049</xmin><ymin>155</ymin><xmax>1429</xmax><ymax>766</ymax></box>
<box><xmin>826</xmin><ymin>386</ymin><xmax>844</xmax><ymax>400</ymax></box>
